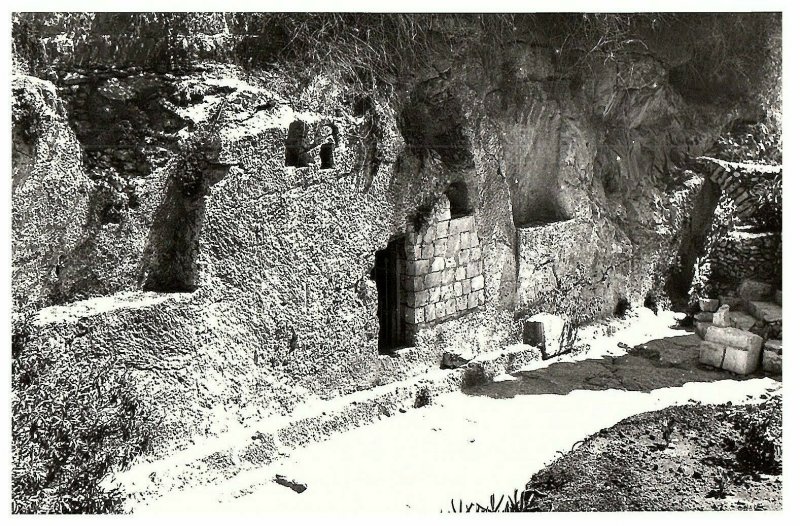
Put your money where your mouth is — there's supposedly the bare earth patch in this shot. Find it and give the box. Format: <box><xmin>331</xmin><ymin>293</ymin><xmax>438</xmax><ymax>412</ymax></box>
<box><xmin>522</xmin><ymin>395</ymin><xmax>781</xmax><ymax>511</ymax></box>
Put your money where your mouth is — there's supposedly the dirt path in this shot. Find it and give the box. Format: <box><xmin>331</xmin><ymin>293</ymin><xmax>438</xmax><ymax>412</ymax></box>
<box><xmin>135</xmin><ymin>312</ymin><xmax>782</xmax><ymax>513</ymax></box>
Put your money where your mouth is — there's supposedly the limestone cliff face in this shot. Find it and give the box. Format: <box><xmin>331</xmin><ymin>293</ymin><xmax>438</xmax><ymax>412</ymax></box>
<box><xmin>12</xmin><ymin>15</ymin><xmax>752</xmax><ymax>455</ymax></box>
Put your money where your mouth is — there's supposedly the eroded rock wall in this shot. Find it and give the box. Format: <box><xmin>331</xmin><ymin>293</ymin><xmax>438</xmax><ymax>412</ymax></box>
<box><xmin>12</xmin><ymin>21</ymin><xmax>749</xmax><ymax>457</ymax></box>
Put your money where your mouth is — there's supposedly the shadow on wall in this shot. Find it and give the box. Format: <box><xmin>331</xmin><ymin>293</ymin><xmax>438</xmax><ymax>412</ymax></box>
<box><xmin>140</xmin><ymin>156</ymin><xmax>228</xmax><ymax>292</ymax></box>
<box><xmin>665</xmin><ymin>176</ymin><xmax>721</xmax><ymax>307</ymax></box>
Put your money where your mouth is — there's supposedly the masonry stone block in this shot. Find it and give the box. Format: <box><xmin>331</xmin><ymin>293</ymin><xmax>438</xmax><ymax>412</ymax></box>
<box><xmin>713</xmin><ymin>304</ymin><xmax>731</xmax><ymax>327</ymax></box>
<box><xmin>403</xmin><ymin>306</ymin><xmax>416</xmax><ymax>323</ymax></box>
<box><xmin>764</xmin><ymin>339</ymin><xmax>782</xmax><ymax>354</ymax></box>
<box><xmin>409</xmin><ymin>259</ymin><xmax>430</xmax><ymax>276</ymax></box>
<box><xmin>440</xmin><ymin>284</ymin><xmax>453</xmax><ymax>301</ymax></box>
<box><xmin>467</xmin><ymin>261</ymin><xmax>481</xmax><ymax>278</ymax></box>
<box><xmin>412</xmin><ymin>276</ymin><xmax>425</xmax><ymax>292</ymax></box>
<box><xmin>435</xmin><ymin>301</ymin><xmax>446</xmax><ymax>319</ymax></box>
<box><xmin>469</xmin><ymin>248</ymin><xmax>481</xmax><ymax>262</ymax></box>
<box><xmin>455</xmin><ymin>267</ymin><xmax>466</xmax><ymax>281</ymax></box>
<box><xmin>423</xmin><ymin>271</ymin><xmax>441</xmax><ymax>289</ymax></box>
<box><xmin>457</xmin><ymin>295</ymin><xmax>468</xmax><ymax>311</ymax></box>
<box><xmin>699</xmin><ymin>298</ymin><xmax>720</xmax><ymax>312</ymax></box>
<box><xmin>460</xmin><ymin>232</ymin><xmax>471</xmax><ymax>249</ymax></box>
<box><xmin>445</xmin><ymin>298</ymin><xmax>456</xmax><ymax>316</ymax></box>
<box><xmin>431</xmin><ymin>257</ymin><xmax>445</xmax><ymax>272</ymax></box>
<box><xmin>445</xmin><ymin>257</ymin><xmax>457</xmax><ymax>268</ymax></box>
<box><xmin>446</xmin><ymin>237</ymin><xmax>460</xmax><ymax>258</ymax></box>
<box><xmin>412</xmin><ymin>289</ymin><xmax>428</xmax><ymax>308</ymax></box>
<box><xmin>457</xmin><ymin>249</ymin><xmax>470</xmax><ymax>266</ymax></box>
<box><xmin>462</xmin><ymin>278</ymin><xmax>472</xmax><ymax>295</ymax></box>
<box><xmin>705</xmin><ymin>326</ymin><xmax>763</xmax><ymax>353</ymax></box>
<box><xmin>431</xmin><ymin>239</ymin><xmax>444</xmax><ymax>257</ymax></box>
<box><xmin>442</xmin><ymin>268</ymin><xmax>455</xmax><ymax>285</ymax></box>
<box><xmin>424</xmin><ymin>303</ymin><xmax>436</xmax><ymax>322</ymax></box>
<box><xmin>467</xmin><ymin>291</ymin><xmax>480</xmax><ymax>309</ymax></box>
<box><xmin>694</xmin><ymin>321</ymin><xmax>712</xmax><ymax>339</ymax></box>
<box><xmin>422</xmin><ymin>226</ymin><xmax>435</xmax><ymax>244</ymax></box>
<box><xmin>470</xmin><ymin>232</ymin><xmax>479</xmax><ymax>248</ymax></box>
<box><xmin>453</xmin><ymin>282</ymin><xmax>463</xmax><ymax>297</ymax></box>
<box><xmin>698</xmin><ymin>341</ymin><xmax>725</xmax><ymax>368</ymax></box>
<box><xmin>428</xmin><ymin>286</ymin><xmax>441</xmax><ymax>303</ymax></box>
<box><xmin>471</xmin><ymin>274</ymin><xmax>484</xmax><ymax>291</ymax></box>
<box><xmin>721</xmin><ymin>346</ymin><xmax>760</xmax><ymax>375</ymax></box>
<box><xmin>522</xmin><ymin>313</ymin><xmax>574</xmax><ymax>359</ymax></box>
<box><xmin>477</xmin><ymin>288</ymin><xmax>485</xmax><ymax>303</ymax></box>
<box><xmin>421</xmin><ymin>244</ymin><xmax>434</xmax><ymax>259</ymax></box>
<box><xmin>436</xmin><ymin>221</ymin><xmax>449</xmax><ymax>239</ymax></box>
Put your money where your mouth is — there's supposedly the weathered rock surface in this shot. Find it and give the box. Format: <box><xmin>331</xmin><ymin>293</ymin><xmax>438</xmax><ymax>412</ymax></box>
<box><xmin>747</xmin><ymin>301</ymin><xmax>782</xmax><ymax>323</ymax></box>
<box><xmin>737</xmin><ymin>279</ymin><xmax>773</xmax><ymax>301</ymax></box>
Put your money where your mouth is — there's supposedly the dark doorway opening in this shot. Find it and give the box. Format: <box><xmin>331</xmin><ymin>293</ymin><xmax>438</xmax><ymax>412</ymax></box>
<box><xmin>370</xmin><ymin>237</ymin><xmax>407</xmax><ymax>354</ymax></box>
<box><xmin>445</xmin><ymin>181</ymin><xmax>472</xmax><ymax>218</ymax></box>
<box><xmin>285</xmin><ymin>120</ymin><xmax>309</xmax><ymax>167</ymax></box>
<box><xmin>320</xmin><ymin>142</ymin><xmax>334</xmax><ymax>169</ymax></box>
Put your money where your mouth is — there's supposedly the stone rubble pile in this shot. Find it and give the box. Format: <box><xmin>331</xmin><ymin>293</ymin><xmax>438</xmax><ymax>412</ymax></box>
<box><xmin>695</xmin><ymin>279</ymin><xmax>782</xmax><ymax>375</ymax></box>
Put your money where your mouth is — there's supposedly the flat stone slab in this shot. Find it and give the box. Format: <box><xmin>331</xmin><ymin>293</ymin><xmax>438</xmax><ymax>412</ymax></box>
<box><xmin>705</xmin><ymin>326</ymin><xmax>763</xmax><ymax>353</ymax></box>
<box><xmin>729</xmin><ymin>311</ymin><xmax>757</xmax><ymax>332</ymax></box>
<box><xmin>764</xmin><ymin>339</ymin><xmax>782</xmax><ymax>354</ymax></box>
<box><xmin>747</xmin><ymin>301</ymin><xmax>782</xmax><ymax>323</ymax></box>
<box><xmin>738</xmin><ymin>279</ymin><xmax>773</xmax><ymax>301</ymax></box>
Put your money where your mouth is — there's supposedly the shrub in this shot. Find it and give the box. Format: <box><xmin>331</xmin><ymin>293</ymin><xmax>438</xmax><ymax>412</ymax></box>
<box><xmin>12</xmin><ymin>322</ymin><xmax>155</xmax><ymax>513</ymax></box>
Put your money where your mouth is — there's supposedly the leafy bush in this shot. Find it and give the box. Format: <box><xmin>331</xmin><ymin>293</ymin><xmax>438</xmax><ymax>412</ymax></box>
<box><xmin>12</xmin><ymin>319</ymin><xmax>155</xmax><ymax>513</ymax></box>
<box><xmin>732</xmin><ymin>397</ymin><xmax>782</xmax><ymax>475</ymax></box>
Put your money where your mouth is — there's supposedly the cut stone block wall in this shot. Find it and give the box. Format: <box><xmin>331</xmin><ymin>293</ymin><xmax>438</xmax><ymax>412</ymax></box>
<box><xmin>402</xmin><ymin>195</ymin><xmax>486</xmax><ymax>336</ymax></box>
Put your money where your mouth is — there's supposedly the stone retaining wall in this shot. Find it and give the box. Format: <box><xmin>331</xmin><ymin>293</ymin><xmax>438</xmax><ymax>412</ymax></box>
<box><xmin>706</xmin><ymin>230</ymin><xmax>781</xmax><ymax>287</ymax></box>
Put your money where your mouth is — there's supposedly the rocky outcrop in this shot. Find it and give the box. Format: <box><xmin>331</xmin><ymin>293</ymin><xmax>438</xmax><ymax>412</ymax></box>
<box><xmin>11</xmin><ymin>13</ymin><xmax>779</xmax><ymax>510</ymax></box>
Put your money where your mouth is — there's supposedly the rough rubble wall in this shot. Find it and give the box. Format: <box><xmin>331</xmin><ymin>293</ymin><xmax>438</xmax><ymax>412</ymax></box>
<box><xmin>12</xmin><ymin>37</ymin><xmax>742</xmax><ymax>457</ymax></box>
<box><xmin>705</xmin><ymin>232</ymin><xmax>782</xmax><ymax>289</ymax></box>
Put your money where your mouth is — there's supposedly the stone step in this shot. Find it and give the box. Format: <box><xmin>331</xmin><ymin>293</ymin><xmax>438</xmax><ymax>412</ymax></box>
<box><xmin>747</xmin><ymin>300</ymin><xmax>782</xmax><ymax>323</ymax></box>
